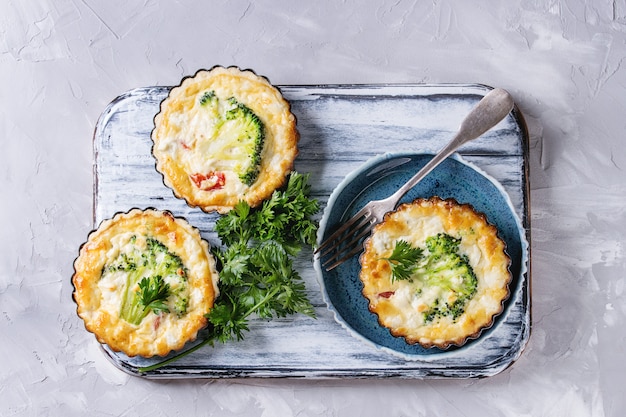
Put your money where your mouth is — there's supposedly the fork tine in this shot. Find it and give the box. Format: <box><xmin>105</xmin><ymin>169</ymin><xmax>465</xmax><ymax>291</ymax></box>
<box><xmin>316</xmin><ymin>213</ymin><xmax>372</xmax><ymax>258</ymax></box>
<box><xmin>314</xmin><ymin>207</ymin><xmax>370</xmax><ymax>254</ymax></box>
<box><xmin>323</xmin><ymin>242</ymin><xmax>367</xmax><ymax>271</ymax></box>
<box><xmin>320</xmin><ymin>220</ymin><xmax>375</xmax><ymax>269</ymax></box>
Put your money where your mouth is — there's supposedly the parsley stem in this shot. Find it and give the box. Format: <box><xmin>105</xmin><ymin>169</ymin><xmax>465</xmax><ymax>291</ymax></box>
<box><xmin>137</xmin><ymin>286</ymin><xmax>282</xmax><ymax>374</ymax></box>
<box><xmin>137</xmin><ymin>336</ymin><xmax>214</xmax><ymax>373</ymax></box>
<box><xmin>242</xmin><ymin>285</ymin><xmax>281</xmax><ymax>318</ymax></box>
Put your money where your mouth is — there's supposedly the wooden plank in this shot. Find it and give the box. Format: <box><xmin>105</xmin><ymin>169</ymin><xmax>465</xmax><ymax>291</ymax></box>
<box><xmin>93</xmin><ymin>83</ymin><xmax>530</xmax><ymax>378</ymax></box>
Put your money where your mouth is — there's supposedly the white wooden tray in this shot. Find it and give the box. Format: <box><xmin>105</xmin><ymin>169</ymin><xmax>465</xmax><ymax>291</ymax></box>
<box><xmin>93</xmin><ymin>83</ymin><xmax>531</xmax><ymax>378</ymax></box>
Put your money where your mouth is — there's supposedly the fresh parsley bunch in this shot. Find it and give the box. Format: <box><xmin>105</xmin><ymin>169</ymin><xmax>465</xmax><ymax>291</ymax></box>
<box><xmin>215</xmin><ymin>172</ymin><xmax>319</xmax><ymax>254</ymax></box>
<box><xmin>208</xmin><ymin>172</ymin><xmax>319</xmax><ymax>343</ymax></box>
<box><xmin>139</xmin><ymin>172</ymin><xmax>319</xmax><ymax>372</ymax></box>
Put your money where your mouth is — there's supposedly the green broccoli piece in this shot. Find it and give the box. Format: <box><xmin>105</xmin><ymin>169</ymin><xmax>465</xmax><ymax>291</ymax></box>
<box><xmin>197</xmin><ymin>90</ymin><xmax>265</xmax><ymax>186</ymax></box>
<box><xmin>105</xmin><ymin>236</ymin><xmax>190</xmax><ymax>325</ymax></box>
<box><xmin>199</xmin><ymin>90</ymin><xmax>217</xmax><ymax>106</ymax></box>
<box><xmin>224</xmin><ymin>98</ymin><xmax>265</xmax><ymax>185</ymax></box>
<box><xmin>382</xmin><ymin>233</ymin><xmax>478</xmax><ymax>322</ymax></box>
<box><xmin>417</xmin><ymin>233</ymin><xmax>478</xmax><ymax>322</ymax></box>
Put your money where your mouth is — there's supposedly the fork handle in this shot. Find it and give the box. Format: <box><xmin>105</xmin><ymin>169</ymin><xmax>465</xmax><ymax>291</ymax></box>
<box><xmin>387</xmin><ymin>87</ymin><xmax>514</xmax><ymax>203</ymax></box>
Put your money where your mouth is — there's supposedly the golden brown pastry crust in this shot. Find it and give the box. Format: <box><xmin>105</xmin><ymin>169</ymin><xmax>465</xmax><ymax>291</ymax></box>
<box><xmin>151</xmin><ymin>66</ymin><xmax>299</xmax><ymax>213</ymax></box>
<box><xmin>359</xmin><ymin>197</ymin><xmax>511</xmax><ymax>349</ymax></box>
<box><xmin>72</xmin><ymin>209</ymin><xmax>219</xmax><ymax>358</ymax></box>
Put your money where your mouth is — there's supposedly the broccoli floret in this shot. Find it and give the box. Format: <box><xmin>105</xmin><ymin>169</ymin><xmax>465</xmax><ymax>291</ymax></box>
<box><xmin>382</xmin><ymin>233</ymin><xmax>478</xmax><ymax>322</ymax></box>
<box><xmin>104</xmin><ymin>236</ymin><xmax>190</xmax><ymax>325</ymax></box>
<box><xmin>425</xmin><ymin>233</ymin><xmax>460</xmax><ymax>258</ymax></box>
<box><xmin>199</xmin><ymin>90</ymin><xmax>217</xmax><ymax>106</ymax></box>
<box><xmin>224</xmin><ymin>98</ymin><xmax>265</xmax><ymax>185</ymax></box>
<box><xmin>197</xmin><ymin>90</ymin><xmax>265</xmax><ymax>186</ymax></box>
<box><xmin>417</xmin><ymin>233</ymin><xmax>478</xmax><ymax>322</ymax></box>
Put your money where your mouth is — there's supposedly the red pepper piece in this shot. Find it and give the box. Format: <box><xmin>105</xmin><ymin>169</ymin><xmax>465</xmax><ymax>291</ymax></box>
<box><xmin>189</xmin><ymin>171</ymin><xmax>226</xmax><ymax>191</ymax></box>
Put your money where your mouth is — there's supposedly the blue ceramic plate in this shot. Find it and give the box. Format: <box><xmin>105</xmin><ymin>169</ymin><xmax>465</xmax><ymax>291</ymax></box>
<box><xmin>314</xmin><ymin>152</ymin><xmax>528</xmax><ymax>360</ymax></box>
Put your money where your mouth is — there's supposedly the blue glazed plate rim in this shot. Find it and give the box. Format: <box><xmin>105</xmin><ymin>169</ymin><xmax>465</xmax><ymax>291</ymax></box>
<box><xmin>314</xmin><ymin>152</ymin><xmax>529</xmax><ymax>362</ymax></box>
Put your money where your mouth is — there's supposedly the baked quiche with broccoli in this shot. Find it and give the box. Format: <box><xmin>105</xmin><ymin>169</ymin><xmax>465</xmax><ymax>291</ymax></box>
<box><xmin>151</xmin><ymin>66</ymin><xmax>299</xmax><ymax>213</ymax></box>
<box><xmin>359</xmin><ymin>197</ymin><xmax>511</xmax><ymax>349</ymax></box>
<box><xmin>72</xmin><ymin>209</ymin><xmax>219</xmax><ymax>358</ymax></box>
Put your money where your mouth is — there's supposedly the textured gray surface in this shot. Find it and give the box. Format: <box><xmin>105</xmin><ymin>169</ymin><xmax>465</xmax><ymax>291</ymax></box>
<box><xmin>3</xmin><ymin>1</ymin><xmax>625</xmax><ymax>415</ymax></box>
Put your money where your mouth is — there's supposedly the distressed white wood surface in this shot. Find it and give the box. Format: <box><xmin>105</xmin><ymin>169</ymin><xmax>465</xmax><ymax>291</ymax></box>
<box><xmin>93</xmin><ymin>84</ymin><xmax>530</xmax><ymax>378</ymax></box>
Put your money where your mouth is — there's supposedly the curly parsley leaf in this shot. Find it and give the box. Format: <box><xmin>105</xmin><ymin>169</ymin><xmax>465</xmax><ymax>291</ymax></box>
<box><xmin>381</xmin><ymin>240</ymin><xmax>423</xmax><ymax>281</ymax></box>
<box><xmin>138</xmin><ymin>275</ymin><xmax>171</xmax><ymax>315</ymax></box>
<box><xmin>216</xmin><ymin>171</ymin><xmax>320</xmax><ymax>255</ymax></box>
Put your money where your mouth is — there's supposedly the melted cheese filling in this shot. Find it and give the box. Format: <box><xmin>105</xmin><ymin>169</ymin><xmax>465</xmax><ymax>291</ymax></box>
<box><xmin>155</xmin><ymin>92</ymin><xmax>258</xmax><ymax>194</ymax></box>
<box><xmin>98</xmin><ymin>233</ymin><xmax>190</xmax><ymax>324</ymax></box>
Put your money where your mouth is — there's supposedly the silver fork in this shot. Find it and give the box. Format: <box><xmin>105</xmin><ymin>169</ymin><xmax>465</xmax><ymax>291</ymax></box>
<box><xmin>315</xmin><ymin>87</ymin><xmax>515</xmax><ymax>271</ymax></box>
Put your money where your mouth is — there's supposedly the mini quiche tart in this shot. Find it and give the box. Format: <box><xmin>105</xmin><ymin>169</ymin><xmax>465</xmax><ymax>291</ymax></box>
<box><xmin>151</xmin><ymin>66</ymin><xmax>299</xmax><ymax>213</ymax></box>
<box><xmin>72</xmin><ymin>209</ymin><xmax>219</xmax><ymax>358</ymax></box>
<box><xmin>359</xmin><ymin>197</ymin><xmax>511</xmax><ymax>349</ymax></box>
